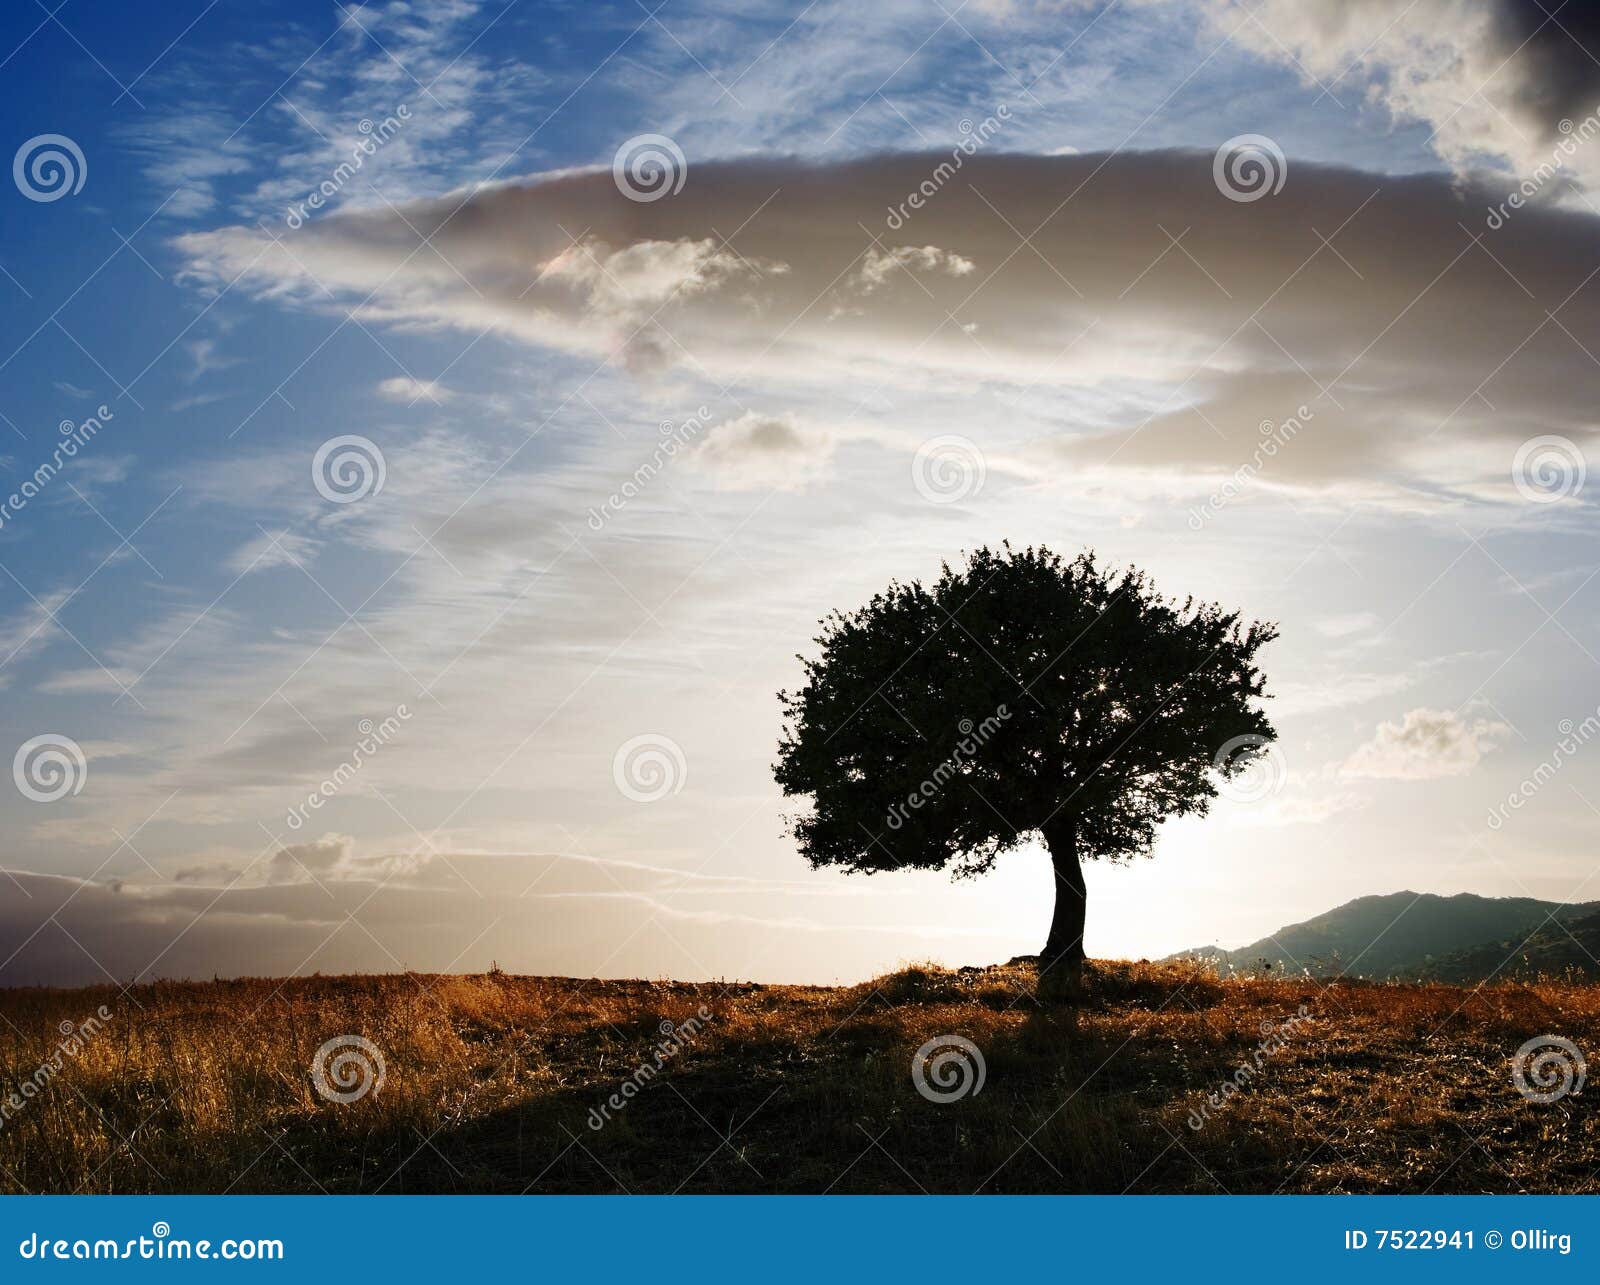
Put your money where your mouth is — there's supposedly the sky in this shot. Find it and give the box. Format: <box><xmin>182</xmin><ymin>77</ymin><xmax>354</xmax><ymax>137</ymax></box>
<box><xmin>1</xmin><ymin>0</ymin><xmax>1598</xmax><ymax>987</ymax></box>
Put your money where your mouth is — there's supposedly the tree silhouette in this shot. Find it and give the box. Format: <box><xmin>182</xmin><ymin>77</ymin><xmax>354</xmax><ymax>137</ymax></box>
<box><xmin>774</xmin><ymin>545</ymin><xmax>1276</xmax><ymax>995</ymax></box>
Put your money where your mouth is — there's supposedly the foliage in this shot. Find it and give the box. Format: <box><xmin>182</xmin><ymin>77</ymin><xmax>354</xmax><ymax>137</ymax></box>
<box><xmin>774</xmin><ymin>545</ymin><xmax>1277</xmax><ymax>878</ymax></box>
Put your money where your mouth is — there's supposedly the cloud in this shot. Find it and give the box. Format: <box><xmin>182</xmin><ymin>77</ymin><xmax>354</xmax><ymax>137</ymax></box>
<box><xmin>184</xmin><ymin>338</ymin><xmax>241</xmax><ymax>383</ymax></box>
<box><xmin>66</xmin><ymin>456</ymin><xmax>134</xmax><ymax>490</ymax></box>
<box><xmin>117</xmin><ymin>108</ymin><xmax>254</xmax><ymax>218</ymax></box>
<box><xmin>0</xmin><ymin>859</ymin><xmax>996</xmax><ymax>987</ymax></box>
<box><xmin>176</xmin><ymin>150</ymin><xmax>1600</xmax><ymax>507</ymax></box>
<box><xmin>693</xmin><ymin>411</ymin><xmax>837</xmax><ymax>491</ymax></box>
<box><xmin>1260</xmin><ymin>671</ymin><xmax>1415</xmax><ymax>715</ymax></box>
<box><xmin>376</xmin><ymin>376</ymin><xmax>453</xmax><ymax>403</ymax></box>
<box><xmin>0</xmin><ymin>589</ymin><xmax>69</xmax><ymax>671</ymax></box>
<box><xmin>121</xmin><ymin>0</ymin><xmax>522</xmax><ymax>222</ymax></box>
<box><xmin>170</xmin><ymin>392</ymin><xmax>231</xmax><ymax>412</ymax></box>
<box><xmin>1198</xmin><ymin>0</ymin><xmax>1600</xmax><ymax>188</ymax></box>
<box><xmin>35</xmin><ymin>668</ymin><xmax>140</xmax><ymax>695</ymax></box>
<box><xmin>172</xmin><ymin>861</ymin><xmax>246</xmax><ymax>884</ymax></box>
<box><xmin>537</xmin><ymin>236</ymin><xmax>784</xmax><ymax>372</ymax></box>
<box><xmin>853</xmin><ymin>244</ymin><xmax>975</xmax><ymax>293</ymax></box>
<box><xmin>1341</xmin><ymin>707</ymin><xmax>1509</xmax><ymax>780</ymax></box>
<box><xmin>227</xmin><ymin>528</ymin><xmax>319</xmax><ymax>574</ymax></box>
<box><xmin>1486</xmin><ymin>0</ymin><xmax>1600</xmax><ymax>139</ymax></box>
<box><xmin>267</xmin><ymin>833</ymin><xmax>356</xmax><ymax>884</ymax></box>
<box><xmin>258</xmin><ymin>835</ymin><xmax>434</xmax><ymax>888</ymax></box>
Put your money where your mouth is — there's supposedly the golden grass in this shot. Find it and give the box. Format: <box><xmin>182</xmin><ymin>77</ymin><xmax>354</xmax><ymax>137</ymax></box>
<box><xmin>0</xmin><ymin>960</ymin><xmax>1595</xmax><ymax>1193</ymax></box>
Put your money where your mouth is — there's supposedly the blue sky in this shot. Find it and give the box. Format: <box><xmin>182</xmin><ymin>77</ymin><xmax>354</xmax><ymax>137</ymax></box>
<box><xmin>2</xmin><ymin>0</ymin><xmax>1599</xmax><ymax>985</ymax></box>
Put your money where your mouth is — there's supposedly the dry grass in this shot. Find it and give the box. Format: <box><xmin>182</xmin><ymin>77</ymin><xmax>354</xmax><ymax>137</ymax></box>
<box><xmin>0</xmin><ymin>960</ymin><xmax>1595</xmax><ymax>1193</ymax></box>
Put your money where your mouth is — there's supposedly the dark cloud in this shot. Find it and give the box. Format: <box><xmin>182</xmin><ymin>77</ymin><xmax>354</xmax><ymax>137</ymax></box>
<box><xmin>0</xmin><ymin>859</ymin><xmax>1006</xmax><ymax>988</ymax></box>
<box><xmin>267</xmin><ymin>834</ymin><xmax>353</xmax><ymax>884</ymax></box>
<box><xmin>1489</xmin><ymin>0</ymin><xmax>1600</xmax><ymax>137</ymax></box>
<box><xmin>180</xmin><ymin>149</ymin><xmax>1600</xmax><ymax>501</ymax></box>
<box><xmin>172</xmin><ymin>861</ymin><xmax>246</xmax><ymax>884</ymax></box>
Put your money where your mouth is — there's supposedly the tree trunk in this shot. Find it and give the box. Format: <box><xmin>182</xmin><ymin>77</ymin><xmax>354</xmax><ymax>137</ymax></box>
<box><xmin>1039</xmin><ymin>816</ymin><xmax>1087</xmax><ymax>1000</ymax></box>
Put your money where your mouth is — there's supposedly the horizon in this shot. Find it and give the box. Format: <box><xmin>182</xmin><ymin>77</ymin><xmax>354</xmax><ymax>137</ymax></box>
<box><xmin>3</xmin><ymin>0</ymin><xmax>1599</xmax><ymax>989</ymax></box>
<box><xmin>6</xmin><ymin>880</ymin><xmax>1599</xmax><ymax>989</ymax></box>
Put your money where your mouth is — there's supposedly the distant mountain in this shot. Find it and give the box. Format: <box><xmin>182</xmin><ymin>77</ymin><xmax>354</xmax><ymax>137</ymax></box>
<box><xmin>1169</xmin><ymin>892</ymin><xmax>1600</xmax><ymax>980</ymax></box>
<box><xmin>1419</xmin><ymin>908</ymin><xmax>1600</xmax><ymax>983</ymax></box>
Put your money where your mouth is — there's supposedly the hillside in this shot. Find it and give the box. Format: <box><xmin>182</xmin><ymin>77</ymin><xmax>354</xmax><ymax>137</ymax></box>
<box><xmin>1171</xmin><ymin>892</ymin><xmax>1600</xmax><ymax>979</ymax></box>
<box><xmin>0</xmin><ymin>961</ymin><xmax>1595</xmax><ymax>1194</ymax></box>
<box><xmin>1420</xmin><ymin>908</ymin><xmax>1600</xmax><ymax>983</ymax></box>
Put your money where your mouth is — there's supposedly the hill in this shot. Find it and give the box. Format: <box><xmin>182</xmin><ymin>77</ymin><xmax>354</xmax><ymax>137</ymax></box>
<box><xmin>1420</xmin><ymin>908</ymin><xmax>1600</xmax><ymax>983</ymax></box>
<box><xmin>1170</xmin><ymin>891</ymin><xmax>1600</xmax><ymax>979</ymax></box>
<box><xmin>0</xmin><ymin>961</ymin><xmax>1595</xmax><ymax>1194</ymax></box>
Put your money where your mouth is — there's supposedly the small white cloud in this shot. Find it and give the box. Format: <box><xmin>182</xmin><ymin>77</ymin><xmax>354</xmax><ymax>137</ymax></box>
<box><xmin>76</xmin><ymin>740</ymin><xmax>139</xmax><ymax>762</ymax></box>
<box><xmin>693</xmin><ymin>411</ymin><xmax>837</xmax><ymax>492</ymax></box>
<box><xmin>69</xmin><ymin>456</ymin><xmax>133</xmax><ymax>488</ymax></box>
<box><xmin>170</xmin><ymin>392</ymin><xmax>230</xmax><ymax>412</ymax></box>
<box><xmin>855</xmin><ymin>244</ymin><xmax>975</xmax><ymax>293</ymax></box>
<box><xmin>267</xmin><ymin>834</ymin><xmax>429</xmax><ymax>886</ymax></box>
<box><xmin>37</xmin><ymin>669</ymin><xmax>140</xmax><ymax>695</ymax></box>
<box><xmin>229</xmin><ymin>528</ymin><xmax>319</xmax><ymax>574</ymax></box>
<box><xmin>184</xmin><ymin>338</ymin><xmax>241</xmax><ymax>383</ymax></box>
<box><xmin>376</xmin><ymin>376</ymin><xmax>452</xmax><ymax>404</ymax></box>
<box><xmin>552</xmin><ymin>238</ymin><xmax>756</xmax><ymax>307</ymax></box>
<box><xmin>1341</xmin><ymin>707</ymin><xmax>1507</xmax><ymax>781</ymax></box>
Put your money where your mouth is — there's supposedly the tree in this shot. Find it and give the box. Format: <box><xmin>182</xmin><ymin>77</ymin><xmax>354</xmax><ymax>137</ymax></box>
<box><xmin>774</xmin><ymin>545</ymin><xmax>1276</xmax><ymax>995</ymax></box>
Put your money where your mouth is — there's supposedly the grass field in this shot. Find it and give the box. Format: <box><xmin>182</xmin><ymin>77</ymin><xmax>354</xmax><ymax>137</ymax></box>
<box><xmin>0</xmin><ymin>961</ymin><xmax>1594</xmax><ymax>1194</ymax></box>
